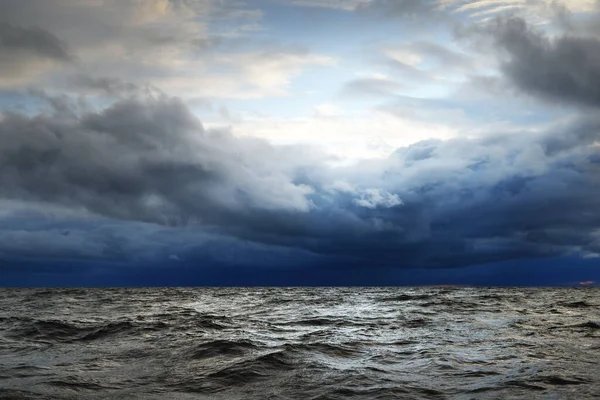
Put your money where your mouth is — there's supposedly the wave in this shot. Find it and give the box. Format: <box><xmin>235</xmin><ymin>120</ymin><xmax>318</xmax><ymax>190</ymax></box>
<box><xmin>3</xmin><ymin>318</ymin><xmax>155</xmax><ymax>342</ymax></box>
<box><xmin>282</xmin><ymin>342</ymin><xmax>361</xmax><ymax>358</ymax></box>
<box><xmin>575</xmin><ymin>321</ymin><xmax>600</xmax><ymax>329</ymax></box>
<box><xmin>402</xmin><ymin>317</ymin><xmax>432</xmax><ymax>328</ymax></box>
<box><xmin>312</xmin><ymin>385</ymin><xmax>443</xmax><ymax>399</ymax></box>
<box><xmin>531</xmin><ymin>375</ymin><xmax>590</xmax><ymax>385</ymax></box>
<box><xmin>209</xmin><ymin>351</ymin><xmax>294</xmax><ymax>379</ymax></box>
<box><xmin>44</xmin><ymin>377</ymin><xmax>114</xmax><ymax>391</ymax></box>
<box><xmin>377</xmin><ymin>294</ymin><xmax>433</xmax><ymax>302</ymax></box>
<box><xmin>0</xmin><ymin>388</ymin><xmax>59</xmax><ymax>400</ymax></box>
<box><xmin>190</xmin><ymin>339</ymin><xmax>261</xmax><ymax>359</ymax></box>
<box><xmin>557</xmin><ymin>301</ymin><xmax>594</xmax><ymax>308</ymax></box>
<box><xmin>286</xmin><ymin>317</ymin><xmax>346</xmax><ymax>326</ymax></box>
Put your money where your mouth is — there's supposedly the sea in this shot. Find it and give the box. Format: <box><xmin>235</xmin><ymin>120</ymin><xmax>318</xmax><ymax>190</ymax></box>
<box><xmin>0</xmin><ymin>287</ymin><xmax>598</xmax><ymax>399</ymax></box>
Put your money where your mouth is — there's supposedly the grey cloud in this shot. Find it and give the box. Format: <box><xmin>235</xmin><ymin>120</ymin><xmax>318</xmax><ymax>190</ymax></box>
<box><xmin>0</xmin><ymin>94</ymin><xmax>316</xmax><ymax>229</ymax></box>
<box><xmin>291</xmin><ymin>0</ymin><xmax>437</xmax><ymax>16</ymax></box>
<box><xmin>356</xmin><ymin>0</ymin><xmax>435</xmax><ymax>17</ymax></box>
<box><xmin>341</xmin><ymin>77</ymin><xmax>406</xmax><ymax>97</ymax></box>
<box><xmin>475</xmin><ymin>16</ymin><xmax>600</xmax><ymax>108</ymax></box>
<box><xmin>0</xmin><ymin>22</ymin><xmax>72</xmax><ymax>88</ymax></box>
<box><xmin>0</xmin><ymin>1</ymin><xmax>246</xmax><ymax>52</ymax></box>
<box><xmin>0</xmin><ymin>22</ymin><xmax>71</xmax><ymax>61</ymax></box>
<box><xmin>0</xmin><ymin>0</ymin><xmax>264</xmax><ymax>93</ymax></box>
<box><xmin>65</xmin><ymin>74</ymin><xmax>157</xmax><ymax>98</ymax></box>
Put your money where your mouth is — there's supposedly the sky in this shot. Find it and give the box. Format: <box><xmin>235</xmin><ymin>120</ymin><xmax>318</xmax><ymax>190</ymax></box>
<box><xmin>1</xmin><ymin>0</ymin><xmax>600</xmax><ymax>286</ymax></box>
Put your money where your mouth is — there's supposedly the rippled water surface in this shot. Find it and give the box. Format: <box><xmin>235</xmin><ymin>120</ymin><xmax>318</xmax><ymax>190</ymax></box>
<box><xmin>0</xmin><ymin>287</ymin><xmax>599</xmax><ymax>399</ymax></box>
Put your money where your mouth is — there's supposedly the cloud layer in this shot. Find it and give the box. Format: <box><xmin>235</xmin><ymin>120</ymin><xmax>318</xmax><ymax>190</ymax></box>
<box><xmin>2</xmin><ymin>89</ymin><xmax>600</xmax><ymax>269</ymax></box>
<box><xmin>1</xmin><ymin>1</ymin><xmax>600</xmax><ymax>283</ymax></box>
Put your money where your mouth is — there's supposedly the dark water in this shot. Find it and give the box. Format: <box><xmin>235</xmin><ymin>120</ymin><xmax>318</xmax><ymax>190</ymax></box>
<box><xmin>0</xmin><ymin>288</ymin><xmax>599</xmax><ymax>399</ymax></box>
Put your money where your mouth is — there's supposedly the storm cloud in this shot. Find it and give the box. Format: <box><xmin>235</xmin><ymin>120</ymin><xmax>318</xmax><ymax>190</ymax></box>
<box><xmin>0</xmin><ymin>95</ymin><xmax>318</xmax><ymax>224</ymax></box>
<box><xmin>2</xmin><ymin>91</ymin><xmax>600</xmax><ymax>269</ymax></box>
<box><xmin>480</xmin><ymin>16</ymin><xmax>600</xmax><ymax>108</ymax></box>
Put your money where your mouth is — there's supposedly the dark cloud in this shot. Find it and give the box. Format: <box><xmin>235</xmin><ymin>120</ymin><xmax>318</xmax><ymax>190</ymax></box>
<box><xmin>1</xmin><ymin>93</ymin><xmax>600</xmax><ymax>269</ymax></box>
<box><xmin>66</xmin><ymin>75</ymin><xmax>145</xmax><ymax>97</ymax></box>
<box><xmin>0</xmin><ymin>94</ymin><xmax>318</xmax><ymax>228</ymax></box>
<box><xmin>475</xmin><ymin>16</ymin><xmax>600</xmax><ymax>108</ymax></box>
<box><xmin>0</xmin><ymin>22</ymin><xmax>72</xmax><ymax>87</ymax></box>
<box><xmin>0</xmin><ymin>22</ymin><xmax>70</xmax><ymax>61</ymax></box>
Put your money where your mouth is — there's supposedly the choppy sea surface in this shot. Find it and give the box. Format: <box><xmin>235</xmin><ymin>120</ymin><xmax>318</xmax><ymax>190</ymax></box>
<box><xmin>0</xmin><ymin>287</ymin><xmax>599</xmax><ymax>399</ymax></box>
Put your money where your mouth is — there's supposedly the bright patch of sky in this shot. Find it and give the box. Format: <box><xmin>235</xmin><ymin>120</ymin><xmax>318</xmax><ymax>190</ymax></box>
<box><xmin>187</xmin><ymin>0</ymin><xmax>572</xmax><ymax>162</ymax></box>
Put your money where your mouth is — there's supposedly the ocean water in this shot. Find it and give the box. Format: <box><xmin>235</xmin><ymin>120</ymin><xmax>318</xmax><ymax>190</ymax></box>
<box><xmin>0</xmin><ymin>287</ymin><xmax>598</xmax><ymax>399</ymax></box>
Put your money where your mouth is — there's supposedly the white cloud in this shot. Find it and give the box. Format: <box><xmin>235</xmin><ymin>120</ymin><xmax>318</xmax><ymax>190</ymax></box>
<box><xmin>437</xmin><ymin>0</ymin><xmax>598</xmax><ymax>21</ymax></box>
<box><xmin>291</xmin><ymin>0</ymin><xmax>598</xmax><ymax>22</ymax></box>
<box><xmin>215</xmin><ymin>51</ymin><xmax>335</xmax><ymax>98</ymax></box>
<box><xmin>354</xmin><ymin>188</ymin><xmax>403</xmax><ymax>208</ymax></box>
<box><xmin>382</xmin><ymin>47</ymin><xmax>424</xmax><ymax>67</ymax></box>
<box><xmin>314</xmin><ymin>103</ymin><xmax>343</xmax><ymax>118</ymax></box>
